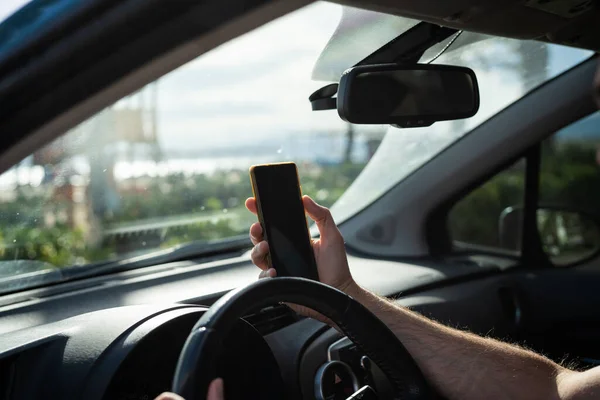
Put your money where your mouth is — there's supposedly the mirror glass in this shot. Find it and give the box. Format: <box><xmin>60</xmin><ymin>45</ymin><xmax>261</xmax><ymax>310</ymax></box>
<box><xmin>338</xmin><ymin>65</ymin><xmax>479</xmax><ymax>125</ymax></box>
<box><xmin>537</xmin><ymin>209</ymin><xmax>600</xmax><ymax>266</ymax></box>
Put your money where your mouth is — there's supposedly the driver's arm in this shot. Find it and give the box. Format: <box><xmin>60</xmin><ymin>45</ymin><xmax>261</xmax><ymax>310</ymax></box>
<box><xmin>347</xmin><ymin>283</ymin><xmax>600</xmax><ymax>400</ymax></box>
<box><xmin>246</xmin><ymin>196</ymin><xmax>600</xmax><ymax>400</ymax></box>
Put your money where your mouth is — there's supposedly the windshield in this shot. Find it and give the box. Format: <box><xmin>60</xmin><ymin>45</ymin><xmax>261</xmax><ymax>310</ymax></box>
<box><xmin>0</xmin><ymin>0</ymin><xmax>29</xmax><ymax>23</ymax></box>
<box><xmin>0</xmin><ymin>1</ymin><xmax>593</xmax><ymax>291</ymax></box>
<box><xmin>331</xmin><ymin>33</ymin><xmax>593</xmax><ymax>221</ymax></box>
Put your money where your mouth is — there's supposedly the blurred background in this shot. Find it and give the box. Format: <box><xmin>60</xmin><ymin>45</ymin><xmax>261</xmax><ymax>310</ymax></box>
<box><xmin>0</xmin><ymin>1</ymin><xmax>596</xmax><ymax>269</ymax></box>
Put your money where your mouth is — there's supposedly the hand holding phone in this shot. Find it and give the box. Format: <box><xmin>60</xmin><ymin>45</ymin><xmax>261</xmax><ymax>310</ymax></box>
<box><xmin>249</xmin><ymin>162</ymin><xmax>319</xmax><ymax>280</ymax></box>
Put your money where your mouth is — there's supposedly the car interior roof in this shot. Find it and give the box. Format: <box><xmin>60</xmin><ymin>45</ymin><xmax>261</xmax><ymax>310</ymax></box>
<box><xmin>338</xmin><ymin>0</ymin><xmax>600</xmax><ymax>51</ymax></box>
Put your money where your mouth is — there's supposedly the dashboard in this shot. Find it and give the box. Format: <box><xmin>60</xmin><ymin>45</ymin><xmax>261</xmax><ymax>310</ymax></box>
<box><xmin>104</xmin><ymin>309</ymin><xmax>285</xmax><ymax>400</ymax></box>
<box><xmin>0</xmin><ymin>252</ymin><xmax>525</xmax><ymax>400</ymax></box>
<box><xmin>0</xmin><ymin>304</ymin><xmax>288</xmax><ymax>400</ymax></box>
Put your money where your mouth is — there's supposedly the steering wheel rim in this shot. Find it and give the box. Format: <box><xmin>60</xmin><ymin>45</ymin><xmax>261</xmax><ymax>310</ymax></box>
<box><xmin>172</xmin><ymin>277</ymin><xmax>432</xmax><ymax>400</ymax></box>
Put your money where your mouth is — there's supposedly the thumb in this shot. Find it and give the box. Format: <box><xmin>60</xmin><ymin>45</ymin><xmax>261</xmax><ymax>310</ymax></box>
<box><xmin>155</xmin><ymin>393</ymin><xmax>185</xmax><ymax>400</ymax></box>
<box><xmin>303</xmin><ymin>196</ymin><xmax>341</xmax><ymax>243</ymax></box>
<box><xmin>207</xmin><ymin>378</ymin><xmax>225</xmax><ymax>400</ymax></box>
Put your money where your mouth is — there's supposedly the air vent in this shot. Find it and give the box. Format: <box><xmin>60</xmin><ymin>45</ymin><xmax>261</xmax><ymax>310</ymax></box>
<box><xmin>243</xmin><ymin>304</ymin><xmax>301</xmax><ymax>335</ymax></box>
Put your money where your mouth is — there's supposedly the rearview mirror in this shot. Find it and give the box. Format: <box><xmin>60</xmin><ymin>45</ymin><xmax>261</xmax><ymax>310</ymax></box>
<box><xmin>499</xmin><ymin>206</ymin><xmax>600</xmax><ymax>266</ymax></box>
<box><xmin>337</xmin><ymin>64</ymin><xmax>479</xmax><ymax>127</ymax></box>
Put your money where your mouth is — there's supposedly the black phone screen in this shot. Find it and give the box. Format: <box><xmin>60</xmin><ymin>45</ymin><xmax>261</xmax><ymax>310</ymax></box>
<box><xmin>252</xmin><ymin>163</ymin><xmax>318</xmax><ymax>280</ymax></box>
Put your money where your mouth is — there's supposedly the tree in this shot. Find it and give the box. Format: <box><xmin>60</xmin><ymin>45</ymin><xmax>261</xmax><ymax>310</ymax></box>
<box><xmin>343</xmin><ymin>123</ymin><xmax>355</xmax><ymax>164</ymax></box>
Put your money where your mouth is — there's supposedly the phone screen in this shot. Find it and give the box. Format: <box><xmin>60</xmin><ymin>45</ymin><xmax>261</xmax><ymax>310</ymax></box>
<box><xmin>251</xmin><ymin>163</ymin><xmax>318</xmax><ymax>280</ymax></box>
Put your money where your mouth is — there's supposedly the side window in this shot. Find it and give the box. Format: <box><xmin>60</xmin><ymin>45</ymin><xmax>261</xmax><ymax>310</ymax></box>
<box><xmin>448</xmin><ymin>111</ymin><xmax>600</xmax><ymax>262</ymax></box>
<box><xmin>540</xmin><ymin>112</ymin><xmax>600</xmax><ymax>210</ymax></box>
<box><xmin>538</xmin><ymin>111</ymin><xmax>600</xmax><ymax>265</ymax></box>
<box><xmin>448</xmin><ymin>159</ymin><xmax>525</xmax><ymax>252</ymax></box>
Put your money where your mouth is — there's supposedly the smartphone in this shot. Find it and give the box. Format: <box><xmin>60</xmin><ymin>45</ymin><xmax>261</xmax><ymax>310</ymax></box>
<box><xmin>249</xmin><ymin>162</ymin><xmax>319</xmax><ymax>280</ymax></box>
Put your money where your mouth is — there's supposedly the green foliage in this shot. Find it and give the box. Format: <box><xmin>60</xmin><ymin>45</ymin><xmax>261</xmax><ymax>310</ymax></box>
<box><xmin>204</xmin><ymin>197</ymin><xmax>223</xmax><ymax>212</ymax></box>
<box><xmin>108</xmin><ymin>170</ymin><xmax>252</xmax><ymax>223</ymax></box>
<box><xmin>1</xmin><ymin>225</ymin><xmax>89</xmax><ymax>267</ymax></box>
<box><xmin>0</xmin><ymin>162</ymin><xmax>365</xmax><ymax>268</ymax></box>
<box><xmin>449</xmin><ymin>166</ymin><xmax>524</xmax><ymax>248</ymax></box>
<box><xmin>539</xmin><ymin>142</ymin><xmax>600</xmax><ymax>211</ymax></box>
<box><xmin>449</xmin><ymin>140</ymin><xmax>600</xmax><ymax>252</ymax></box>
<box><xmin>299</xmin><ymin>162</ymin><xmax>365</xmax><ymax>208</ymax></box>
<box><xmin>0</xmin><ymin>189</ymin><xmax>46</xmax><ymax>227</ymax></box>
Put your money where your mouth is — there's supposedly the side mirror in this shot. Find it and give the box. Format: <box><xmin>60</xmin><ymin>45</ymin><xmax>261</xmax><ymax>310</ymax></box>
<box><xmin>337</xmin><ymin>63</ymin><xmax>479</xmax><ymax>127</ymax></box>
<box><xmin>499</xmin><ymin>206</ymin><xmax>600</xmax><ymax>266</ymax></box>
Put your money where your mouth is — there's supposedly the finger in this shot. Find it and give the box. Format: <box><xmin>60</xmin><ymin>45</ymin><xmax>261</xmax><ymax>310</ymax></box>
<box><xmin>250</xmin><ymin>241</ymin><xmax>269</xmax><ymax>270</ymax></box>
<box><xmin>259</xmin><ymin>268</ymin><xmax>277</xmax><ymax>279</ymax></box>
<box><xmin>155</xmin><ymin>393</ymin><xmax>185</xmax><ymax>400</ymax></box>
<box><xmin>245</xmin><ymin>197</ymin><xmax>258</xmax><ymax>215</ymax></box>
<box><xmin>207</xmin><ymin>378</ymin><xmax>225</xmax><ymax>400</ymax></box>
<box><xmin>249</xmin><ymin>222</ymin><xmax>263</xmax><ymax>245</ymax></box>
<box><xmin>303</xmin><ymin>196</ymin><xmax>341</xmax><ymax>243</ymax></box>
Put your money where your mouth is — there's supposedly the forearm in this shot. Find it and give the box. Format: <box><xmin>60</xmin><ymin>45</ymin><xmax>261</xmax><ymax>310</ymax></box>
<box><xmin>348</xmin><ymin>284</ymin><xmax>567</xmax><ymax>400</ymax></box>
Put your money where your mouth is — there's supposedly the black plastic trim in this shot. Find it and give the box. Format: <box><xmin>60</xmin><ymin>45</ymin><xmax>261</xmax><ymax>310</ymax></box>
<box><xmin>337</xmin><ymin>63</ymin><xmax>480</xmax><ymax>127</ymax></box>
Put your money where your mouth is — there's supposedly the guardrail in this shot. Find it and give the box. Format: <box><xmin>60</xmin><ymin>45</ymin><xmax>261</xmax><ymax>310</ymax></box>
<box><xmin>102</xmin><ymin>208</ymin><xmax>253</xmax><ymax>254</ymax></box>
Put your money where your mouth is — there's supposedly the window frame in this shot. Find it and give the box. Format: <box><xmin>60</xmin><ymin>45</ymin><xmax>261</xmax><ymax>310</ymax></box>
<box><xmin>428</xmin><ymin>144</ymin><xmax>551</xmax><ymax>268</ymax></box>
<box><xmin>433</xmin><ymin>110</ymin><xmax>600</xmax><ymax>269</ymax></box>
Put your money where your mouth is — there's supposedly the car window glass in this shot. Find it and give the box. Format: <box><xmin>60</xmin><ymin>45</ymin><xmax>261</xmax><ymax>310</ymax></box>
<box><xmin>449</xmin><ymin>112</ymin><xmax>600</xmax><ymax>258</ymax></box>
<box><xmin>0</xmin><ymin>3</ymin><xmax>384</xmax><ymax>271</ymax></box>
<box><xmin>0</xmin><ymin>1</ymin><xmax>593</xmax><ymax>287</ymax></box>
<box><xmin>448</xmin><ymin>159</ymin><xmax>525</xmax><ymax>253</ymax></box>
<box><xmin>538</xmin><ymin>111</ymin><xmax>600</xmax><ymax>265</ymax></box>
<box><xmin>540</xmin><ymin>112</ymin><xmax>600</xmax><ymax>211</ymax></box>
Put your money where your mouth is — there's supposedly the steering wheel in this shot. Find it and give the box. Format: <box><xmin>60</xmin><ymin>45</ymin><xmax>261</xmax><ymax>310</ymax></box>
<box><xmin>172</xmin><ymin>277</ymin><xmax>432</xmax><ymax>400</ymax></box>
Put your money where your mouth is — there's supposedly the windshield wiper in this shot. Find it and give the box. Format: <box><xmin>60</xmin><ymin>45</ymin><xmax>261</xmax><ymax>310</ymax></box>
<box><xmin>62</xmin><ymin>235</ymin><xmax>252</xmax><ymax>282</ymax></box>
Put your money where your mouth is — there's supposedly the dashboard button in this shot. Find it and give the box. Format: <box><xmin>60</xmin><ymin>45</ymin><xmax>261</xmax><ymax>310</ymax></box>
<box><xmin>314</xmin><ymin>360</ymin><xmax>360</xmax><ymax>400</ymax></box>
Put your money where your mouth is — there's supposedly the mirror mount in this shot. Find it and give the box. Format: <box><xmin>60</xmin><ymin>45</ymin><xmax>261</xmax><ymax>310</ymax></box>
<box><xmin>309</xmin><ymin>22</ymin><xmax>459</xmax><ymax>112</ymax></box>
<box><xmin>309</xmin><ymin>83</ymin><xmax>338</xmax><ymax>111</ymax></box>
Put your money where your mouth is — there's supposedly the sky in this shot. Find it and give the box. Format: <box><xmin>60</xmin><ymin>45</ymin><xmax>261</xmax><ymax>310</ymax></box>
<box><xmin>152</xmin><ymin>2</ymin><xmax>352</xmax><ymax>152</ymax></box>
